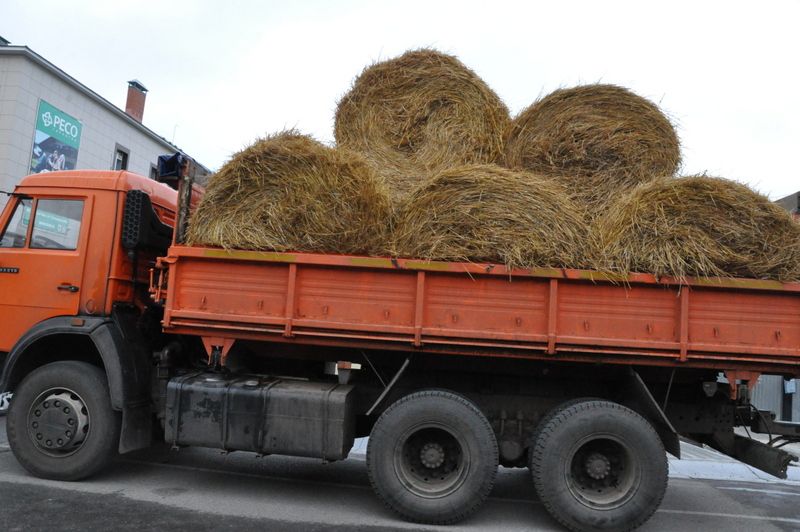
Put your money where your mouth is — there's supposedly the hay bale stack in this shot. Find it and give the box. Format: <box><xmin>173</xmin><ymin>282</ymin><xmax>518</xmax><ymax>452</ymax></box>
<box><xmin>505</xmin><ymin>84</ymin><xmax>681</xmax><ymax>207</ymax></box>
<box><xmin>594</xmin><ymin>176</ymin><xmax>800</xmax><ymax>281</ymax></box>
<box><xmin>392</xmin><ymin>164</ymin><xmax>587</xmax><ymax>269</ymax></box>
<box><xmin>335</xmin><ymin>49</ymin><xmax>510</xmax><ymax>198</ymax></box>
<box><xmin>187</xmin><ymin>131</ymin><xmax>392</xmax><ymax>255</ymax></box>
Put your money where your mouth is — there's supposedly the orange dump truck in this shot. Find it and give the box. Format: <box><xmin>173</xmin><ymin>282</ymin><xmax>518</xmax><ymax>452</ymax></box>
<box><xmin>1</xmin><ymin>160</ymin><xmax>799</xmax><ymax>531</ymax></box>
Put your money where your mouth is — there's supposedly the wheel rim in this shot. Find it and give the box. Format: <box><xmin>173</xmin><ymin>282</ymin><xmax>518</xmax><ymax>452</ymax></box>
<box><xmin>393</xmin><ymin>423</ymin><xmax>470</xmax><ymax>499</ymax></box>
<box><xmin>565</xmin><ymin>433</ymin><xmax>640</xmax><ymax>510</ymax></box>
<box><xmin>27</xmin><ymin>387</ymin><xmax>90</xmax><ymax>457</ymax></box>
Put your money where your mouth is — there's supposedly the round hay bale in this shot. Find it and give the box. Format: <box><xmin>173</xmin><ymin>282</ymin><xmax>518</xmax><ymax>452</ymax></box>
<box><xmin>187</xmin><ymin>130</ymin><xmax>392</xmax><ymax>255</ymax></box>
<box><xmin>594</xmin><ymin>176</ymin><xmax>800</xmax><ymax>281</ymax></box>
<box><xmin>505</xmin><ymin>84</ymin><xmax>681</xmax><ymax>207</ymax></box>
<box><xmin>392</xmin><ymin>164</ymin><xmax>587</xmax><ymax>269</ymax></box>
<box><xmin>335</xmin><ymin>49</ymin><xmax>510</xmax><ymax>199</ymax></box>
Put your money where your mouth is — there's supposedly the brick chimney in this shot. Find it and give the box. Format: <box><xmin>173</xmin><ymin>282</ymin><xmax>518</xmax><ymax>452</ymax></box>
<box><xmin>125</xmin><ymin>80</ymin><xmax>148</xmax><ymax>123</ymax></box>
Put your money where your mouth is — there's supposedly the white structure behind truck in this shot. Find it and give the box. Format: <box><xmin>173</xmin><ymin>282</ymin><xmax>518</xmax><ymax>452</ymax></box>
<box><xmin>0</xmin><ymin>36</ymin><xmax>208</xmax><ymax>210</ymax></box>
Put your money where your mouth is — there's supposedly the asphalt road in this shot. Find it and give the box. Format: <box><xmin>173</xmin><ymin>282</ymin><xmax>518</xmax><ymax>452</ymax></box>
<box><xmin>1</xmin><ymin>416</ymin><xmax>800</xmax><ymax>531</ymax></box>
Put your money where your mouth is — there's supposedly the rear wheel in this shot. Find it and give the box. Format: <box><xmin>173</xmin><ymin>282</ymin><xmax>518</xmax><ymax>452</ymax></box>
<box><xmin>7</xmin><ymin>361</ymin><xmax>120</xmax><ymax>481</ymax></box>
<box><xmin>367</xmin><ymin>390</ymin><xmax>498</xmax><ymax>524</ymax></box>
<box><xmin>530</xmin><ymin>399</ymin><xmax>667</xmax><ymax>532</ymax></box>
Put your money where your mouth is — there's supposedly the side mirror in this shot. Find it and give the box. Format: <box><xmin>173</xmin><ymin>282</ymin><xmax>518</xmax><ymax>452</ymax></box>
<box><xmin>122</xmin><ymin>190</ymin><xmax>173</xmax><ymax>252</ymax></box>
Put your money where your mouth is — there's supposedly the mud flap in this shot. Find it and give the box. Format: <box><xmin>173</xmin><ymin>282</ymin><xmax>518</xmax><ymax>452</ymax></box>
<box><xmin>624</xmin><ymin>368</ymin><xmax>681</xmax><ymax>458</ymax></box>
<box><xmin>118</xmin><ymin>404</ymin><xmax>152</xmax><ymax>453</ymax></box>
<box><xmin>733</xmin><ymin>434</ymin><xmax>798</xmax><ymax>479</ymax></box>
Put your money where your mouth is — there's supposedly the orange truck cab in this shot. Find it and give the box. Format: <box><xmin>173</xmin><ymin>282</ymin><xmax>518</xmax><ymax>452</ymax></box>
<box><xmin>0</xmin><ymin>170</ymin><xmax>177</xmax><ymax>452</ymax></box>
<box><xmin>1</xmin><ymin>165</ymin><xmax>799</xmax><ymax>532</ymax></box>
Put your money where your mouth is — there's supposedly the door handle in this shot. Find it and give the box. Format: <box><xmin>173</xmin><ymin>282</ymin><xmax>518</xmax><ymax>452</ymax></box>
<box><xmin>57</xmin><ymin>284</ymin><xmax>80</xmax><ymax>293</ymax></box>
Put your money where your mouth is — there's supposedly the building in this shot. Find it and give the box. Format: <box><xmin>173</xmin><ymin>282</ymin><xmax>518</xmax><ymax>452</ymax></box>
<box><xmin>0</xmin><ymin>37</ymin><xmax>210</xmax><ymax>412</ymax></box>
<box><xmin>0</xmin><ymin>37</ymin><xmax>209</xmax><ymax>209</ymax></box>
<box><xmin>776</xmin><ymin>191</ymin><xmax>799</xmax><ymax>221</ymax></box>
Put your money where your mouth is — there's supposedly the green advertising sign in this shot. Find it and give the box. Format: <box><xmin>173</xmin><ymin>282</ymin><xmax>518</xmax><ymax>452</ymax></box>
<box><xmin>35</xmin><ymin>100</ymin><xmax>82</xmax><ymax>149</ymax></box>
<box><xmin>30</xmin><ymin>100</ymin><xmax>82</xmax><ymax>173</ymax></box>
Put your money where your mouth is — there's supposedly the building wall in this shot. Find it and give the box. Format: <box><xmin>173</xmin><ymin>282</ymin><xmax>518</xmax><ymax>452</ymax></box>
<box><xmin>776</xmin><ymin>191</ymin><xmax>798</xmax><ymax>218</ymax></box>
<box><xmin>794</xmin><ymin>388</ymin><xmax>800</xmax><ymax>422</ymax></box>
<box><xmin>0</xmin><ymin>53</ymin><xmax>179</xmax><ymax>209</ymax></box>
<box><xmin>752</xmin><ymin>374</ymin><xmax>799</xmax><ymax>422</ymax></box>
<box><xmin>752</xmin><ymin>375</ymin><xmax>784</xmax><ymax>418</ymax></box>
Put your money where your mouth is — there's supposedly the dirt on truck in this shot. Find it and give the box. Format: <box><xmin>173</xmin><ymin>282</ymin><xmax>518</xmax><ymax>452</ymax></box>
<box><xmin>1</xmin><ymin>162</ymin><xmax>799</xmax><ymax>532</ymax></box>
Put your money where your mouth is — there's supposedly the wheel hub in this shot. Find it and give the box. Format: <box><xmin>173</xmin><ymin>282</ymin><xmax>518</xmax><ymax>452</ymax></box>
<box><xmin>584</xmin><ymin>452</ymin><xmax>611</xmax><ymax>480</ymax></box>
<box><xmin>29</xmin><ymin>389</ymin><xmax>89</xmax><ymax>455</ymax></box>
<box><xmin>395</xmin><ymin>425</ymin><xmax>468</xmax><ymax>499</ymax></box>
<box><xmin>419</xmin><ymin>442</ymin><xmax>445</xmax><ymax>469</ymax></box>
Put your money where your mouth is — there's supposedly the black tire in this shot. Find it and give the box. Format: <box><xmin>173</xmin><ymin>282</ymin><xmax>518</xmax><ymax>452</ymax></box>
<box><xmin>530</xmin><ymin>400</ymin><xmax>667</xmax><ymax>532</ymax></box>
<box><xmin>527</xmin><ymin>397</ymin><xmax>604</xmax><ymax>469</ymax></box>
<box><xmin>367</xmin><ymin>390</ymin><xmax>498</xmax><ymax>525</ymax></box>
<box><xmin>7</xmin><ymin>361</ymin><xmax>121</xmax><ymax>481</ymax></box>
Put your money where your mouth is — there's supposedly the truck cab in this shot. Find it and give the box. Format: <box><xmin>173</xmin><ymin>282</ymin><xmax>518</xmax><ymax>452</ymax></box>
<box><xmin>0</xmin><ymin>171</ymin><xmax>177</xmax><ymax>351</ymax></box>
<box><xmin>0</xmin><ymin>170</ymin><xmax>177</xmax><ymax>452</ymax></box>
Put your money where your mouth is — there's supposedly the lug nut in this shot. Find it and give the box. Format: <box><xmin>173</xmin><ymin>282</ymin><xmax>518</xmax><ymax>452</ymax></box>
<box><xmin>32</xmin><ymin>422</ymin><xmax>39</xmax><ymax>429</ymax></box>
<box><xmin>68</xmin><ymin>418</ymin><xmax>75</xmax><ymax>425</ymax></box>
<box><xmin>57</xmin><ymin>439</ymin><xmax>63</xmax><ymax>445</ymax></box>
<box><xmin>43</xmin><ymin>401</ymin><xmax>49</xmax><ymax>408</ymax></box>
<box><xmin>36</xmin><ymin>434</ymin><xmax>43</xmax><ymax>440</ymax></box>
<box><xmin>54</xmin><ymin>400</ymin><xmax>61</xmax><ymax>407</ymax></box>
<box><xmin>45</xmin><ymin>440</ymin><xmax>52</xmax><ymax>446</ymax></box>
<box><xmin>65</xmin><ymin>431</ymin><xmax>72</xmax><ymax>437</ymax></box>
<box><xmin>63</xmin><ymin>408</ymin><xmax>70</xmax><ymax>414</ymax></box>
<box><xmin>34</xmin><ymin>410</ymin><xmax>41</xmax><ymax>416</ymax></box>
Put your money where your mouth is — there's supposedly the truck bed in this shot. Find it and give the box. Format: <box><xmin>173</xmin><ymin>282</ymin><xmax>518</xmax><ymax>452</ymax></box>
<box><xmin>152</xmin><ymin>246</ymin><xmax>800</xmax><ymax>375</ymax></box>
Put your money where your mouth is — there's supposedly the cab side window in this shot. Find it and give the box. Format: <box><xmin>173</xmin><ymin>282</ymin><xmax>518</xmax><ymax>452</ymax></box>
<box><xmin>30</xmin><ymin>199</ymin><xmax>84</xmax><ymax>250</ymax></box>
<box><xmin>0</xmin><ymin>198</ymin><xmax>33</xmax><ymax>248</ymax></box>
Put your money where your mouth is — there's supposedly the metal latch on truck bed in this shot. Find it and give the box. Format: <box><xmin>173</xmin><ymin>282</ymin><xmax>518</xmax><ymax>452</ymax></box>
<box><xmin>149</xmin><ymin>257</ymin><xmax>174</xmax><ymax>304</ymax></box>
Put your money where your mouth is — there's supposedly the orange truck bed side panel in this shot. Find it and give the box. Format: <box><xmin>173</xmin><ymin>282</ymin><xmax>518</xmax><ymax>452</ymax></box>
<box><xmin>156</xmin><ymin>246</ymin><xmax>800</xmax><ymax>375</ymax></box>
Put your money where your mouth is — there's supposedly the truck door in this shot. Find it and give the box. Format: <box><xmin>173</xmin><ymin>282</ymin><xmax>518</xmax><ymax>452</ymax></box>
<box><xmin>0</xmin><ymin>195</ymin><xmax>91</xmax><ymax>352</ymax></box>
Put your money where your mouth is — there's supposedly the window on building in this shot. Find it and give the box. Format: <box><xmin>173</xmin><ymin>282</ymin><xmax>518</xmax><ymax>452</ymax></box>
<box><xmin>0</xmin><ymin>198</ymin><xmax>33</xmax><ymax>248</ymax></box>
<box><xmin>113</xmin><ymin>144</ymin><xmax>129</xmax><ymax>170</ymax></box>
<box><xmin>30</xmin><ymin>199</ymin><xmax>84</xmax><ymax>250</ymax></box>
<box><xmin>149</xmin><ymin>164</ymin><xmax>158</xmax><ymax>180</ymax></box>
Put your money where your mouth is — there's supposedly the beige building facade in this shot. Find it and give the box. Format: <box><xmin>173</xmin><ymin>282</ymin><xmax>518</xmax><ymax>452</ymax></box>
<box><xmin>0</xmin><ymin>38</ymin><xmax>208</xmax><ymax>209</ymax></box>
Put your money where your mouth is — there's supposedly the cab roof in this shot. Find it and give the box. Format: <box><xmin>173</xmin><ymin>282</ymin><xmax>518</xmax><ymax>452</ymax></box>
<box><xmin>17</xmin><ymin>170</ymin><xmax>178</xmax><ymax>210</ymax></box>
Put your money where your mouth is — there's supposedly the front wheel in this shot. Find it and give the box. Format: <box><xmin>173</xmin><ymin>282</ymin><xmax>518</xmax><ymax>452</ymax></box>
<box><xmin>367</xmin><ymin>390</ymin><xmax>498</xmax><ymax>525</ymax></box>
<box><xmin>530</xmin><ymin>399</ymin><xmax>667</xmax><ymax>532</ymax></box>
<box><xmin>7</xmin><ymin>361</ymin><xmax>120</xmax><ymax>481</ymax></box>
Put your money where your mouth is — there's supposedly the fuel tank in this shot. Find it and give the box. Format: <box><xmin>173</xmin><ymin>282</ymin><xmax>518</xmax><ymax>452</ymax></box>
<box><xmin>164</xmin><ymin>372</ymin><xmax>355</xmax><ymax>460</ymax></box>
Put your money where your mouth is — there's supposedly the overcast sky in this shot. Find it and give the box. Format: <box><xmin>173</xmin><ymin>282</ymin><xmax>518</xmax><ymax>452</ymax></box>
<box><xmin>3</xmin><ymin>0</ymin><xmax>798</xmax><ymax>199</ymax></box>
